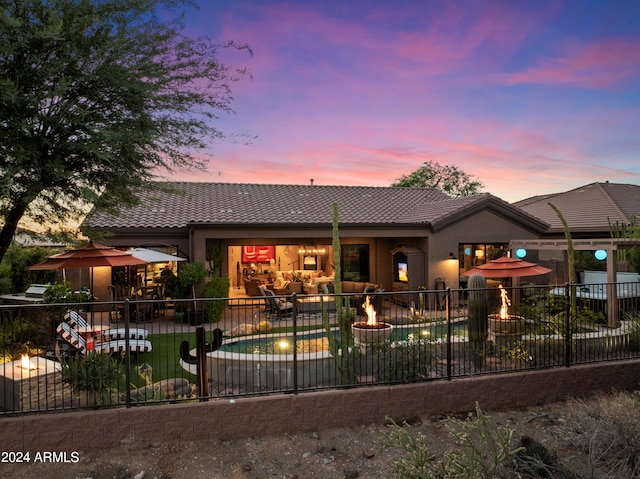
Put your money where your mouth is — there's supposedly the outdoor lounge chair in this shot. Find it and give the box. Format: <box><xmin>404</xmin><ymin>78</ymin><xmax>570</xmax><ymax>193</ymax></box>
<box><xmin>259</xmin><ymin>285</ymin><xmax>294</xmax><ymax>319</ymax></box>
<box><xmin>57</xmin><ymin>322</ymin><xmax>153</xmax><ymax>355</ymax></box>
<box><xmin>64</xmin><ymin>311</ymin><xmax>149</xmax><ymax>340</ymax></box>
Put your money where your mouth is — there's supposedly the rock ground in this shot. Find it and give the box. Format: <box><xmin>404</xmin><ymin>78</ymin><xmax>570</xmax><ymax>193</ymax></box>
<box><xmin>3</xmin><ymin>398</ymin><xmax>591</xmax><ymax>479</ymax></box>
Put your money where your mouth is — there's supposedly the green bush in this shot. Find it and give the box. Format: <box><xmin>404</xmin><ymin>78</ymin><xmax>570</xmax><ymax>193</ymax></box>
<box><xmin>624</xmin><ymin>310</ymin><xmax>640</xmax><ymax>350</ymax></box>
<box><xmin>1</xmin><ymin>244</ymin><xmax>56</xmax><ymax>294</ymax></box>
<box><xmin>371</xmin><ymin>338</ymin><xmax>431</xmax><ymax>382</ymax></box>
<box><xmin>203</xmin><ymin>275</ymin><xmax>230</xmax><ymax>323</ymax></box>
<box><xmin>0</xmin><ymin>316</ymin><xmax>47</xmax><ymax>362</ymax></box>
<box><xmin>43</xmin><ymin>281</ymin><xmax>92</xmax><ymax>304</ymax></box>
<box><xmin>60</xmin><ymin>352</ymin><xmax>123</xmax><ymax>404</ymax></box>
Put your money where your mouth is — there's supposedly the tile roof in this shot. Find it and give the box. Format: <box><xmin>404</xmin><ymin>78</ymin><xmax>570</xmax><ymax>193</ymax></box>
<box><xmin>514</xmin><ymin>182</ymin><xmax>640</xmax><ymax>234</ymax></box>
<box><xmin>83</xmin><ymin>182</ymin><xmax>546</xmax><ymax>232</ymax></box>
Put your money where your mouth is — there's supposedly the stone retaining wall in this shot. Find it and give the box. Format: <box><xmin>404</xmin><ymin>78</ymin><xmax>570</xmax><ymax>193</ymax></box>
<box><xmin>2</xmin><ymin>360</ymin><xmax>639</xmax><ymax>453</ymax></box>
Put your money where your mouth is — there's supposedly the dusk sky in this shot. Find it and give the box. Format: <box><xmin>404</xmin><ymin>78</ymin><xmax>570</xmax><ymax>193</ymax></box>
<box><xmin>165</xmin><ymin>0</ymin><xmax>640</xmax><ymax>203</ymax></box>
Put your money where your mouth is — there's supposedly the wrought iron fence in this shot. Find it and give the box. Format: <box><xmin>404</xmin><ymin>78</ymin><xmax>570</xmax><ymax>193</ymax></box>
<box><xmin>1</xmin><ymin>282</ymin><xmax>639</xmax><ymax>415</ymax></box>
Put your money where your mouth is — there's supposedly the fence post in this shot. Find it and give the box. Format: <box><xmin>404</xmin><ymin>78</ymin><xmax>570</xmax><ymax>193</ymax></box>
<box><xmin>446</xmin><ymin>287</ymin><xmax>452</xmax><ymax>380</ymax></box>
<box><xmin>196</xmin><ymin>326</ymin><xmax>209</xmax><ymax>400</ymax></box>
<box><xmin>564</xmin><ymin>282</ymin><xmax>572</xmax><ymax>367</ymax></box>
<box><xmin>124</xmin><ymin>298</ymin><xmax>131</xmax><ymax>408</ymax></box>
<box><xmin>292</xmin><ymin>292</ymin><xmax>298</xmax><ymax>394</ymax></box>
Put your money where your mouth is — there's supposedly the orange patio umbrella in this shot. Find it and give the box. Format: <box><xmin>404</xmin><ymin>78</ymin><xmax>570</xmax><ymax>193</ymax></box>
<box><xmin>28</xmin><ymin>242</ymin><xmax>149</xmax><ymax>299</ymax></box>
<box><xmin>462</xmin><ymin>256</ymin><xmax>552</xmax><ymax>278</ymax></box>
<box><xmin>28</xmin><ymin>242</ymin><xmax>149</xmax><ymax>270</ymax></box>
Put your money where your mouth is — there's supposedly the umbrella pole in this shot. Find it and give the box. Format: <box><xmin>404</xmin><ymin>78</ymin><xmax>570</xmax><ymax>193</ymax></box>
<box><xmin>512</xmin><ymin>276</ymin><xmax>521</xmax><ymax>310</ymax></box>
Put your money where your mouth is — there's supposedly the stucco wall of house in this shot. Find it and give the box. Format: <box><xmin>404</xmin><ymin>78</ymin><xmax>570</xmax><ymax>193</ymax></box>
<box><xmin>427</xmin><ymin>209</ymin><xmax>542</xmax><ymax>291</ymax></box>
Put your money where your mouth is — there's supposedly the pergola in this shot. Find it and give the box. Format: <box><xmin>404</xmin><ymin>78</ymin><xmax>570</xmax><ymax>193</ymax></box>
<box><xmin>509</xmin><ymin>238</ymin><xmax>640</xmax><ymax>326</ymax></box>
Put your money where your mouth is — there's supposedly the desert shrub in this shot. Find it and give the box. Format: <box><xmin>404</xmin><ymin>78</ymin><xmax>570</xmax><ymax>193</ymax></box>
<box><xmin>60</xmin><ymin>352</ymin><xmax>123</xmax><ymax>405</ymax></box>
<box><xmin>381</xmin><ymin>403</ymin><xmax>522</xmax><ymax>478</ymax></box>
<box><xmin>625</xmin><ymin>310</ymin><xmax>640</xmax><ymax>350</ymax></box>
<box><xmin>371</xmin><ymin>338</ymin><xmax>431</xmax><ymax>383</ymax></box>
<box><xmin>561</xmin><ymin>391</ymin><xmax>640</xmax><ymax>478</ymax></box>
<box><xmin>202</xmin><ymin>275</ymin><xmax>230</xmax><ymax>323</ymax></box>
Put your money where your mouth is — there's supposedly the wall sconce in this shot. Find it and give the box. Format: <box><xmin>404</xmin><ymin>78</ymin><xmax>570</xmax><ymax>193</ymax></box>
<box><xmin>448</xmin><ymin>252</ymin><xmax>457</xmax><ymax>260</ymax></box>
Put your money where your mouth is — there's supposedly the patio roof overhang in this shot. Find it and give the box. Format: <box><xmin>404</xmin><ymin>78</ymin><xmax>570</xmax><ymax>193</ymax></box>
<box><xmin>509</xmin><ymin>238</ymin><xmax>640</xmax><ymax>326</ymax></box>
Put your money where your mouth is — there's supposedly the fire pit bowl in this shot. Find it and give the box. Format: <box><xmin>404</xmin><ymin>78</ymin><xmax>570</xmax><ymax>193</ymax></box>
<box><xmin>488</xmin><ymin>314</ymin><xmax>525</xmax><ymax>335</ymax></box>
<box><xmin>351</xmin><ymin>322</ymin><xmax>393</xmax><ymax>345</ymax></box>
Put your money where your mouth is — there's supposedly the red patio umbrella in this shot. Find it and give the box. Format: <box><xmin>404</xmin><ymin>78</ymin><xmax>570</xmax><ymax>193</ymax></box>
<box><xmin>28</xmin><ymin>242</ymin><xmax>148</xmax><ymax>270</ymax></box>
<box><xmin>461</xmin><ymin>256</ymin><xmax>552</xmax><ymax>278</ymax></box>
<box><xmin>28</xmin><ymin>242</ymin><xmax>149</xmax><ymax>299</ymax></box>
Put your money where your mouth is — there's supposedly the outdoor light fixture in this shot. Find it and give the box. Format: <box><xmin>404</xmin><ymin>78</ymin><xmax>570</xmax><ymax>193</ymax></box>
<box><xmin>299</xmin><ymin>245</ymin><xmax>326</xmax><ymax>254</ymax></box>
<box><xmin>595</xmin><ymin>249</ymin><xmax>607</xmax><ymax>260</ymax></box>
<box><xmin>449</xmin><ymin>252</ymin><xmax>457</xmax><ymax>260</ymax></box>
<box><xmin>515</xmin><ymin>248</ymin><xmax>527</xmax><ymax>259</ymax></box>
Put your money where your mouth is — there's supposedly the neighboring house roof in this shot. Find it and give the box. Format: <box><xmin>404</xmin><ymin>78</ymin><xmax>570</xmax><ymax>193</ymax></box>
<box><xmin>83</xmin><ymin>182</ymin><xmax>548</xmax><ymax>233</ymax></box>
<box><xmin>514</xmin><ymin>182</ymin><xmax>640</xmax><ymax>235</ymax></box>
<box><xmin>11</xmin><ymin>227</ymin><xmax>68</xmax><ymax>248</ymax></box>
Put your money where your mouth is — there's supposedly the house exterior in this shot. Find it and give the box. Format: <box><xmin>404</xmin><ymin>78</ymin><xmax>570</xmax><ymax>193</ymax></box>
<box><xmin>81</xmin><ymin>182</ymin><xmax>548</xmax><ymax>300</ymax></box>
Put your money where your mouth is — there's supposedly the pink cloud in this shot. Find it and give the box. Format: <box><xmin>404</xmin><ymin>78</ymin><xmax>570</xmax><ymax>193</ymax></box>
<box><xmin>501</xmin><ymin>38</ymin><xmax>640</xmax><ymax>88</ymax></box>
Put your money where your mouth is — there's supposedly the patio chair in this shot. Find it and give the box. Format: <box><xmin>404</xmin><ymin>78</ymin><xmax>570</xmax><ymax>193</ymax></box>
<box><xmin>63</xmin><ymin>311</ymin><xmax>149</xmax><ymax>341</ymax></box>
<box><xmin>132</xmin><ymin>288</ymin><xmax>157</xmax><ymax>322</ymax></box>
<box><xmin>259</xmin><ymin>285</ymin><xmax>294</xmax><ymax>319</ymax></box>
<box><xmin>57</xmin><ymin>322</ymin><xmax>153</xmax><ymax>355</ymax></box>
<box><xmin>107</xmin><ymin>284</ymin><xmax>125</xmax><ymax>322</ymax></box>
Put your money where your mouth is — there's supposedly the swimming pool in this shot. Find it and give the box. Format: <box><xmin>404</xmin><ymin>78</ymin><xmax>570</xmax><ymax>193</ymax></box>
<box><xmin>179</xmin><ymin>321</ymin><xmax>469</xmax><ymax>390</ymax></box>
<box><xmin>218</xmin><ymin>321</ymin><xmax>468</xmax><ymax>355</ymax></box>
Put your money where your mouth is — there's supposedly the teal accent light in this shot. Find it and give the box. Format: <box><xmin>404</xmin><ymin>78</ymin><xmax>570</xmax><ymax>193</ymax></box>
<box><xmin>594</xmin><ymin>249</ymin><xmax>607</xmax><ymax>260</ymax></box>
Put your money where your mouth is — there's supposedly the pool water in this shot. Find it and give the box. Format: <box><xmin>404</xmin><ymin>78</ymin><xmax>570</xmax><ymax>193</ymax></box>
<box><xmin>219</xmin><ymin>321</ymin><xmax>468</xmax><ymax>355</ymax></box>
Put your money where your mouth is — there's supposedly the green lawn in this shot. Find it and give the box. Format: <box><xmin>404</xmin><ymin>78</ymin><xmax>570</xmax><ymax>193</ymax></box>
<box><xmin>127</xmin><ymin>332</ymin><xmax>197</xmax><ymax>388</ymax></box>
<box><xmin>124</xmin><ymin>324</ymin><xmax>336</xmax><ymax>389</ymax></box>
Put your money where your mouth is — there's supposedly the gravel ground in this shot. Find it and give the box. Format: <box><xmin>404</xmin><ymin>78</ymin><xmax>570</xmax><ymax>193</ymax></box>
<box><xmin>2</xmin><ymin>397</ymin><xmax>590</xmax><ymax>479</ymax></box>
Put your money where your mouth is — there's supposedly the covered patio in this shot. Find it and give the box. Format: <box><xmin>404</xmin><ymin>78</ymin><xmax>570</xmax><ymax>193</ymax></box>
<box><xmin>510</xmin><ymin>238</ymin><xmax>640</xmax><ymax>326</ymax></box>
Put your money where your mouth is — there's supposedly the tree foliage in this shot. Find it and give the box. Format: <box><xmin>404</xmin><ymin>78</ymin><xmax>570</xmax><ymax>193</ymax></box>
<box><xmin>0</xmin><ymin>0</ymin><xmax>251</xmax><ymax>262</ymax></box>
<box><xmin>392</xmin><ymin>160</ymin><xmax>483</xmax><ymax>197</ymax></box>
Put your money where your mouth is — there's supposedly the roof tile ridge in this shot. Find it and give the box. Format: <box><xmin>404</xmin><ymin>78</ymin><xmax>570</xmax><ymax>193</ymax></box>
<box><xmin>594</xmin><ymin>182</ymin><xmax>630</xmax><ymax>223</ymax></box>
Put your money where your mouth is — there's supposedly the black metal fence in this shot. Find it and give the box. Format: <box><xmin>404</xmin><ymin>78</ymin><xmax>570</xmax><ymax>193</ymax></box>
<box><xmin>1</xmin><ymin>282</ymin><xmax>639</xmax><ymax>415</ymax></box>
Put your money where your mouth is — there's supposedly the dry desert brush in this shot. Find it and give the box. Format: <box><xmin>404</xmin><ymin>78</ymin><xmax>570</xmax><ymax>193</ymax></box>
<box><xmin>381</xmin><ymin>403</ymin><xmax>523</xmax><ymax>478</ymax></box>
<box><xmin>560</xmin><ymin>390</ymin><xmax>640</xmax><ymax>478</ymax></box>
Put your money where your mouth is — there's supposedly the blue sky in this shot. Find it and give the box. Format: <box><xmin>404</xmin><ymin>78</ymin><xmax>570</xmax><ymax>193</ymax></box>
<box><xmin>163</xmin><ymin>0</ymin><xmax>640</xmax><ymax>202</ymax></box>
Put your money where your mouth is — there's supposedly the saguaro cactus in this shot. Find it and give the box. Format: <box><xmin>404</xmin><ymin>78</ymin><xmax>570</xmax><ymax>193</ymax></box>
<box><xmin>467</xmin><ymin>273</ymin><xmax>489</xmax><ymax>368</ymax></box>
<box><xmin>322</xmin><ymin>202</ymin><xmax>357</xmax><ymax>385</ymax></box>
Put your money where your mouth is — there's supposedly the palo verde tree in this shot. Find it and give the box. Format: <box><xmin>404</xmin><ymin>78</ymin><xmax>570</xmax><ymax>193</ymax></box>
<box><xmin>392</xmin><ymin>160</ymin><xmax>483</xmax><ymax>197</ymax></box>
<box><xmin>0</xmin><ymin>0</ymin><xmax>251</xmax><ymax>262</ymax></box>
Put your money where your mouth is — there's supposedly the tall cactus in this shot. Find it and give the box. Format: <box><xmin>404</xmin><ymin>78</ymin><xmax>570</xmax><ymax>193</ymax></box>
<box><xmin>467</xmin><ymin>273</ymin><xmax>489</xmax><ymax>368</ymax></box>
<box><xmin>322</xmin><ymin>203</ymin><xmax>357</xmax><ymax>385</ymax></box>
